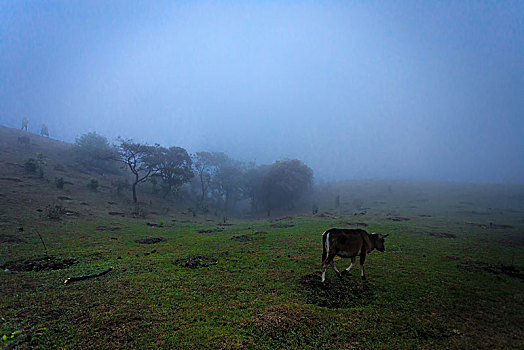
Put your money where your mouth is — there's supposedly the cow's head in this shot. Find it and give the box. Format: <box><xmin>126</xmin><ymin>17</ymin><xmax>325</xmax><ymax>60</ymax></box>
<box><xmin>372</xmin><ymin>233</ymin><xmax>389</xmax><ymax>252</ymax></box>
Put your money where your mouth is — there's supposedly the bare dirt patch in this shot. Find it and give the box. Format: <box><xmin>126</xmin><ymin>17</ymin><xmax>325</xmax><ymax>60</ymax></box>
<box><xmin>251</xmin><ymin>305</ymin><xmax>322</xmax><ymax>344</ymax></box>
<box><xmin>270</xmin><ymin>223</ymin><xmax>295</xmax><ymax>228</ymax></box>
<box><xmin>387</xmin><ymin>217</ymin><xmax>410</xmax><ymax>222</ymax></box>
<box><xmin>0</xmin><ymin>233</ymin><xmax>26</xmax><ymax>243</ymax></box>
<box><xmin>231</xmin><ymin>232</ymin><xmax>266</xmax><ymax>242</ymax></box>
<box><xmin>197</xmin><ymin>228</ymin><xmax>224</xmax><ymax>234</ymax></box>
<box><xmin>413</xmin><ymin>231</ymin><xmax>457</xmax><ymax>239</ymax></box>
<box><xmin>2</xmin><ymin>256</ymin><xmax>77</xmax><ymax>271</ymax></box>
<box><xmin>337</xmin><ymin>221</ymin><xmax>368</xmax><ymax>227</ymax></box>
<box><xmin>460</xmin><ymin>262</ymin><xmax>524</xmax><ymax>281</ymax></box>
<box><xmin>299</xmin><ymin>273</ymin><xmax>374</xmax><ymax>309</ymax></box>
<box><xmin>0</xmin><ymin>177</ymin><xmax>22</xmax><ymax>182</ymax></box>
<box><xmin>135</xmin><ymin>237</ymin><xmax>166</xmax><ymax>244</ymax></box>
<box><xmin>96</xmin><ymin>226</ymin><xmax>121</xmax><ymax>231</ymax></box>
<box><xmin>174</xmin><ymin>255</ymin><xmax>218</xmax><ymax>268</ymax></box>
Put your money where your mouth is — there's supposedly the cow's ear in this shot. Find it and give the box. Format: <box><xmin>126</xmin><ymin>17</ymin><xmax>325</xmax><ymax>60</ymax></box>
<box><xmin>382</xmin><ymin>234</ymin><xmax>389</xmax><ymax>238</ymax></box>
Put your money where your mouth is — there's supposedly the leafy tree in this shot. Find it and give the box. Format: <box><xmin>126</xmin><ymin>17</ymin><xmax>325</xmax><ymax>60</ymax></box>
<box><xmin>157</xmin><ymin>146</ymin><xmax>194</xmax><ymax>198</ymax></box>
<box><xmin>72</xmin><ymin>132</ymin><xmax>119</xmax><ymax>173</ymax></box>
<box><xmin>116</xmin><ymin>138</ymin><xmax>163</xmax><ymax>203</ymax></box>
<box><xmin>261</xmin><ymin>159</ymin><xmax>313</xmax><ymax>216</ymax></box>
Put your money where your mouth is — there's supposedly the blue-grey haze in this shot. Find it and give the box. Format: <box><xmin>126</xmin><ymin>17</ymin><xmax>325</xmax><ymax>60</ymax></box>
<box><xmin>1</xmin><ymin>1</ymin><xmax>523</xmax><ymax>183</ymax></box>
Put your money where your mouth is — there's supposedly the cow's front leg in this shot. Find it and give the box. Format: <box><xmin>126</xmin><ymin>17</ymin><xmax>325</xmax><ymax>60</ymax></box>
<box><xmin>331</xmin><ymin>262</ymin><xmax>342</xmax><ymax>278</ymax></box>
<box><xmin>341</xmin><ymin>257</ymin><xmax>356</xmax><ymax>276</ymax></box>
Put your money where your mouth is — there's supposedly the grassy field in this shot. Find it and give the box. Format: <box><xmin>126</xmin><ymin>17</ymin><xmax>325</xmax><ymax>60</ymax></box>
<box><xmin>1</xmin><ymin>207</ymin><xmax>523</xmax><ymax>349</ymax></box>
<box><xmin>1</xmin><ymin>126</ymin><xmax>523</xmax><ymax>348</ymax></box>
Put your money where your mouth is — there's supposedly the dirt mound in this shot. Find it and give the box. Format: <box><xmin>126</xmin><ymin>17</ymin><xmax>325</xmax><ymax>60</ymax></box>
<box><xmin>460</xmin><ymin>262</ymin><xmax>524</xmax><ymax>280</ymax></box>
<box><xmin>414</xmin><ymin>231</ymin><xmax>457</xmax><ymax>239</ymax></box>
<box><xmin>2</xmin><ymin>256</ymin><xmax>77</xmax><ymax>271</ymax></box>
<box><xmin>174</xmin><ymin>255</ymin><xmax>218</xmax><ymax>268</ymax></box>
<box><xmin>0</xmin><ymin>234</ymin><xmax>26</xmax><ymax>243</ymax></box>
<box><xmin>96</xmin><ymin>226</ymin><xmax>121</xmax><ymax>231</ymax></box>
<box><xmin>298</xmin><ymin>273</ymin><xmax>374</xmax><ymax>309</ymax></box>
<box><xmin>270</xmin><ymin>223</ymin><xmax>295</xmax><ymax>228</ymax></box>
<box><xmin>197</xmin><ymin>228</ymin><xmax>224</xmax><ymax>234</ymax></box>
<box><xmin>251</xmin><ymin>305</ymin><xmax>321</xmax><ymax>345</ymax></box>
<box><xmin>337</xmin><ymin>221</ymin><xmax>369</xmax><ymax>227</ymax></box>
<box><xmin>135</xmin><ymin>237</ymin><xmax>166</xmax><ymax>244</ymax></box>
<box><xmin>387</xmin><ymin>217</ymin><xmax>410</xmax><ymax>221</ymax></box>
<box><xmin>231</xmin><ymin>232</ymin><xmax>266</xmax><ymax>242</ymax></box>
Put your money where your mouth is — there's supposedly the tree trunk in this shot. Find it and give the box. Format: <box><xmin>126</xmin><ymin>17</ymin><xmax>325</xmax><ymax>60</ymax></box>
<box><xmin>132</xmin><ymin>173</ymin><xmax>139</xmax><ymax>203</ymax></box>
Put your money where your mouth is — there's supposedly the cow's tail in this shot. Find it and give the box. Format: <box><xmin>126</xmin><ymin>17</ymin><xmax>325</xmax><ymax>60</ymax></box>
<box><xmin>321</xmin><ymin>230</ymin><xmax>328</xmax><ymax>262</ymax></box>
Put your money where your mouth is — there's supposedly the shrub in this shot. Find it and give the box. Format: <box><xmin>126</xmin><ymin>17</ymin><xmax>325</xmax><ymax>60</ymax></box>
<box><xmin>24</xmin><ymin>158</ymin><xmax>38</xmax><ymax>173</ymax></box>
<box><xmin>87</xmin><ymin>179</ymin><xmax>99</xmax><ymax>191</ymax></box>
<box><xmin>71</xmin><ymin>132</ymin><xmax>119</xmax><ymax>174</ymax></box>
<box><xmin>45</xmin><ymin>204</ymin><xmax>65</xmax><ymax>220</ymax></box>
<box><xmin>55</xmin><ymin>177</ymin><xmax>64</xmax><ymax>189</ymax></box>
<box><xmin>112</xmin><ymin>179</ymin><xmax>130</xmax><ymax>195</ymax></box>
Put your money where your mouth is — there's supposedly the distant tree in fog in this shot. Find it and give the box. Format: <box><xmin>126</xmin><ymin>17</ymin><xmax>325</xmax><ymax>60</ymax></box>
<box><xmin>72</xmin><ymin>132</ymin><xmax>119</xmax><ymax>173</ymax></box>
<box><xmin>157</xmin><ymin>146</ymin><xmax>194</xmax><ymax>198</ymax></box>
<box><xmin>116</xmin><ymin>138</ymin><xmax>163</xmax><ymax>203</ymax></box>
<box><xmin>211</xmin><ymin>159</ymin><xmax>245</xmax><ymax>213</ymax></box>
<box><xmin>192</xmin><ymin>151</ymin><xmax>229</xmax><ymax>209</ymax></box>
<box><xmin>261</xmin><ymin>159</ymin><xmax>313</xmax><ymax>216</ymax></box>
<box><xmin>244</xmin><ymin>163</ymin><xmax>270</xmax><ymax>213</ymax></box>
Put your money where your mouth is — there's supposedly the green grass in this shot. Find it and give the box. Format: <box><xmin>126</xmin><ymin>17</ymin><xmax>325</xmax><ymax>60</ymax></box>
<box><xmin>1</xmin><ymin>213</ymin><xmax>523</xmax><ymax>349</ymax></box>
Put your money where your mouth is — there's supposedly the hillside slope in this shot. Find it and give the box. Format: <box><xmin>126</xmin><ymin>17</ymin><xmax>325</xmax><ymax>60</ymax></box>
<box><xmin>0</xmin><ymin>125</ymin><xmax>189</xmax><ymax>225</ymax></box>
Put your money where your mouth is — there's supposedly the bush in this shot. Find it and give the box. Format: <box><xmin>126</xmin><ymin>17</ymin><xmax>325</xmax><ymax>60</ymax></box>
<box><xmin>55</xmin><ymin>177</ymin><xmax>64</xmax><ymax>189</ymax></box>
<box><xmin>87</xmin><ymin>179</ymin><xmax>99</xmax><ymax>191</ymax></box>
<box><xmin>112</xmin><ymin>179</ymin><xmax>130</xmax><ymax>195</ymax></box>
<box><xmin>24</xmin><ymin>158</ymin><xmax>38</xmax><ymax>173</ymax></box>
<box><xmin>45</xmin><ymin>204</ymin><xmax>65</xmax><ymax>220</ymax></box>
<box><xmin>71</xmin><ymin>132</ymin><xmax>119</xmax><ymax>174</ymax></box>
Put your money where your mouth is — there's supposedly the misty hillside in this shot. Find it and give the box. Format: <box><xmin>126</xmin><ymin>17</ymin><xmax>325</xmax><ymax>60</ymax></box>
<box><xmin>0</xmin><ymin>125</ymin><xmax>186</xmax><ymax>223</ymax></box>
<box><xmin>2</xmin><ymin>124</ymin><xmax>523</xmax><ymax>226</ymax></box>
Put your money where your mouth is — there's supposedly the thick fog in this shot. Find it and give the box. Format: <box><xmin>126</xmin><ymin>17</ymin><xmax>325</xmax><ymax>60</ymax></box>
<box><xmin>1</xmin><ymin>1</ymin><xmax>523</xmax><ymax>184</ymax></box>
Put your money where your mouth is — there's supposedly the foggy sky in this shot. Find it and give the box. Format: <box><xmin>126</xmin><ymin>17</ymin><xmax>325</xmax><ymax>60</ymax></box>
<box><xmin>1</xmin><ymin>1</ymin><xmax>523</xmax><ymax>184</ymax></box>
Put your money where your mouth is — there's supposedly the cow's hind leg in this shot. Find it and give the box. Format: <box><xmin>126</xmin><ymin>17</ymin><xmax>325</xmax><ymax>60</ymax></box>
<box><xmin>341</xmin><ymin>257</ymin><xmax>356</xmax><ymax>276</ymax></box>
<box><xmin>360</xmin><ymin>253</ymin><xmax>366</xmax><ymax>280</ymax></box>
<box><xmin>321</xmin><ymin>253</ymin><xmax>340</xmax><ymax>282</ymax></box>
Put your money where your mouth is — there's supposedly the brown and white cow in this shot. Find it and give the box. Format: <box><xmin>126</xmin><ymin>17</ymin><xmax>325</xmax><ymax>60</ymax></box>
<box><xmin>321</xmin><ymin>228</ymin><xmax>388</xmax><ymax>282</ymax></box>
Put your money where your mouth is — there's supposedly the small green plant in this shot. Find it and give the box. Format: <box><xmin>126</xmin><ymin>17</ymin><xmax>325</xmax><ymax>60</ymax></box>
<box><xmin>87</xmin><ymin>179</ymin><xmax>99</xmax><ymax>191</ymax></box>
<box><xmin>55</xmin><ymin>177</ymin><xmax>64</xmax><ymax>189</ymax></box>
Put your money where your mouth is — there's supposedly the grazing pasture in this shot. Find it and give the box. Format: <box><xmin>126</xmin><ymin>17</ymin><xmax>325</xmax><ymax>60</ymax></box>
<box><xmin>1</xmin><ymin>201</ymin><xmax>523</xmax><ymax>349</ymax></box>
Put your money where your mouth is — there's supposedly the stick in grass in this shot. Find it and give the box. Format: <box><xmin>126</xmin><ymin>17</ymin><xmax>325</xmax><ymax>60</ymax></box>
<box><xmin>36</xmin><ymin>230</ymin><xmax>48</xmax><ymax>256</ymax></box>
<box><xmin>64</xmin><ymin>267</ymin><xmax>113</xmax><ymax>285</ymax></box>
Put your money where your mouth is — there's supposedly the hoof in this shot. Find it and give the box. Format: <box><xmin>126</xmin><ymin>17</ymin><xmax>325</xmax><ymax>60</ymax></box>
<box><xmin>341</xmin><ymin>270</ymin><xmax>348</xmax><ymax>276</ymax></box>
<box><xmin>361</xmin><ymin>276</ymin><xmax>366</xmax><ymax>281</ymax></box>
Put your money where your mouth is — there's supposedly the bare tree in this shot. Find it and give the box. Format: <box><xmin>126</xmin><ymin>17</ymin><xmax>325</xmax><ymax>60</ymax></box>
<box><xmin>116</xmin><ymin>138</ymin><xmax>162</xmax><ymax>203</ymax></box>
